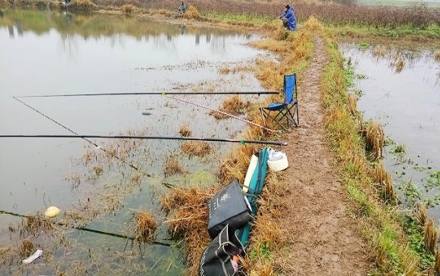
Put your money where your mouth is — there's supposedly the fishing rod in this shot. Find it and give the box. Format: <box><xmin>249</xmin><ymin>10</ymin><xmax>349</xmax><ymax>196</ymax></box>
<box><xmin>12</xmin><ymin>97</ymin><xmax>149</xmax><ymax>175</ymax></box>
<box><xmin>164</xmin><ymin>94</ymin><xmax>279</xmax><ymax>133</ymax></box>
<box><xmin>0</xmin><ymin>135</ymin><xmax>288</xmax><ymax>146</ymax></box>
<box><xmin>0</xmin><ymin>210</ymin><xmax>170</xmax><ymax>246</ymax></box>
<box><xmin>17</xmin><ymin>91</ymin><xmax>280</xmax><ymax>98</ymax></box>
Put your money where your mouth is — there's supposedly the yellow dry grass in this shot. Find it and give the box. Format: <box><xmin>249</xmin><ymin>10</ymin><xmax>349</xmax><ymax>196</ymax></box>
<box><xmin>435</xmin><ymin>50</ymin><xmax>440</xmax><ymax>61</ymax></box>
<box><xmin>179</xmin><ymin>124</ymin><xmax>192</xmax><ymax>137</ymax></box>
<box><xmin>18</xmin><ymin>240</ymin><xmax>34</xmax><ymax>258</ymax></box>
<box><xmin>365</xmin><ymin>121</ymin><xmax>385</xmax><ymax>160</ymax></box>
<box><xmin>183</xmin><ymin>5</ymin><xmax>201</xmax><ymax>20</ymax></box>
<box><xmin>415</xmin><ymin>201</ymin><xmax>427</xmax><ymax>226</ymax></box>
<box><xmin>424</xmin><ymin>219</ymin><xmax>437</xmax><ymax>254</ymax></box>
<box><xmin>181</xmin><ymin>141</ymin><xmax>211</xmax><ymax>157</ymax></box>
<box><xmin>394</xmin><ymin>57</ymin><xmax>405</xmax><ymax>72</ymax></box>
<box><xmin>347</xmin><ymin>94</ymin><xmax>358</xmax><ymax>116</ymax></box>
<box><xmin>121</xmin><ymin>4</ymin><xmax>136</xmax><ymax>14</ymax></box>
<box><xmin>164</xmin><ymin>156</ymin><xmax>184</xmax><ymax>177</ymax></box>
<box><xmin>435</xmin><ymin>248</ymin><xmax>440</xmax><ymax>275</ymax></box>
<box><xmin>161</xmin><ymin>187</ymin><xmax>216</xmax><ymax>275</ymax></box>
<box><xmin>71</xmin><ymin>0</ymin><xmax>96</xmax><ymax>10</ymax></box>
<box><xmin>372</xmin><ymin>45</ymin><xmax>388</xmax><ymax>58</ymax></box>
<box><xmin>136</xmin><ymin>211</ymin><xmax>157</xmax><ymax>243</ymax></box>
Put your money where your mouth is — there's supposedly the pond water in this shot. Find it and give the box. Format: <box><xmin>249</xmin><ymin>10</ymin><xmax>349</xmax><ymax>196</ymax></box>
<box><xmin>340</xmin><ymin>42</ymin><xmax>440</xmax><ymax>218</ymax></box>
<box><xmin>0</xmin><ymin>9</ymin><xmax>267</xmax><ymax>274</ymax></box>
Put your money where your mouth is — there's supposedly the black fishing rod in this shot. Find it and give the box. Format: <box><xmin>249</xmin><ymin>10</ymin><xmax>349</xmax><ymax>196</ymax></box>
<box><xmin>0</xmin><ymin>135</ymin><xmax>288</xmax><ymax>146</ymax></box>
<box><xmin>16</xmin><ymin>91</ymin><xmax>279</xmax><ymax>98</ymax></box>
<box><xmin>0</xmin><ymin>210</ymin><xmax>170</xmax><ymax>246</ymax></box>
<box><xmin>12</xmin><ymin>97</ymin><xmax>149</xmax><ymax>175</ymax></box>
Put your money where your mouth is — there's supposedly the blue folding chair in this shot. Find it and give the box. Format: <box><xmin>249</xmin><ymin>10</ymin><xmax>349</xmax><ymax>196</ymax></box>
<box><xmin>261</xmin><ymin>74</ymin><xmax>299</xmax><ymax>131</ymax></box>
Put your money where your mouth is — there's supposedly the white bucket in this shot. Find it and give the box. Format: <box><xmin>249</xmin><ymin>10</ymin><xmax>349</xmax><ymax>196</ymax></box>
<box><xmin>267</xmin><ymin>154</ymin><xmax>289</xmax><ymax>171</ymax></box>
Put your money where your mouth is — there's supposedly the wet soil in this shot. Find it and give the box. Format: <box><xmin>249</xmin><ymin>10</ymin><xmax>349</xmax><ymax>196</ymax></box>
<box><xmin>278</xmin><ymin>36</ymin><xmax>371</xmax><ymax>275</ymax></box>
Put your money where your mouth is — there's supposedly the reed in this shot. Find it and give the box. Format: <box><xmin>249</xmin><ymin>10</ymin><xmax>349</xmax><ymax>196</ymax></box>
<box><xmin>161</xmin><ymin>187</ymin><xmax>216</xmax><ymax>275</ymax></box>
<box><xmin>394</xmin><ymin>57</ymin><xmax>405</xmax><ymax>73</ymax></box>
<box><xmin>18</xmin><ymin>240</ymin><xmax>34</xmax><ymax>258</ymax></box>
<box><xmin>383</xmin><ymin>172</ymin><xmax>398</xmax><ymax>203</ymax></box>
<box><xmin>121</xmin><ymin>4</ymin><xmax>136</xmax><ymax>14</ymax></box>
<box><xmin>365</xmin><ymin>121</ymin><xmax>385</xmax><ymax>160</ymax></box>
<box><xmin>435</xmin><ymin>50</ymin><xmax>440</xmax><ymax>61</ymax></box>
<box><xmin>181</xmin><ymin>141</ymin><xmax>211</xmax><ymax>157</ymax></box>
<box><xmin>136</xmin><ymin>211</ymin><xmax>157</xmax><ymax>243</ymax></box>
<box><xmin>164</xmin><ymin>156</ymin><xmax>184</xmax><ymax>177</ymax></box>
<box><xmin>415</xmin><ymin>201</ymin><xmax>427</xmax><ymax>226</ymax></box>
<box><xmin>347</xmin><ymin>93</ymin><xmax>358</xmax><ymax>116</ymax></box>
<box><xmin>179</xmin><ymin>124</ymin><xmax>192</xmax><ymax>137</ymax></box>
<box><xmin>435</xmin><ymin>248</ymin><xmax>440</xmax><ymax>276</ymax></box>
<box><xmin>183</xmin><ymin>5</ymin><xmax>201</xmax><ymax>20</ymax></box>
<box><xmin>424</xmin><ymin>219</ymin><xmax>437</xmax><ymax>254</ymax></box>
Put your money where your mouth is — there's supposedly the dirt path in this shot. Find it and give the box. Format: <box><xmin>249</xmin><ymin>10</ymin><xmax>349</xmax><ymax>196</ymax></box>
<box><xmin>278</xmin><ymin>35</ymin><xmax>370</xmax><ymax>275</ymax></box>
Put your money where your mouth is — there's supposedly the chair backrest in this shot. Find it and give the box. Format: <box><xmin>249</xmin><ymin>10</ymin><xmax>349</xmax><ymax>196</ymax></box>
<box><xmin>283</xmin><ymin>74</ymin><xmax>296</xmax><ymax>104</ymax></box>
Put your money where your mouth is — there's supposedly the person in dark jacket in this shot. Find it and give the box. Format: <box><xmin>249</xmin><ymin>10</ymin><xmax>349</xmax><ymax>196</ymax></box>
<box><xmin>178</xmin><ymin>1</ymin><xmax>186</xmax><ymax>15</ymax></box>
<box><xmin>279</xmin><ymin>4</ymin><xmax>296</xmax><ymax>31</ymax></box>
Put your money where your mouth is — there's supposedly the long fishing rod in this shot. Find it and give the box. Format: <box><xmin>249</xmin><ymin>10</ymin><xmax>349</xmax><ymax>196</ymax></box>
<box><xmin>12</xmin><ymin>97</ymin><xmax>148</xmax><ymax>175</ymax></box>
<box><xmin>17</xmin><ymin>91</ymin><xmax>279</xmax><ymax>98</ymax></box>
<box><xmin>0</xmin><ymin>210</ymin><xmax>170</xmax><ymax>246</ymax></box>
<box><xmin>0</xmin><ymin>135</ymin><xmax>288</xmax><ymax>146</ymax></box>
<box><xmin>164</xmin><ymin>94</ymin><xmax>279</xmax><ymax>133</ymax></box>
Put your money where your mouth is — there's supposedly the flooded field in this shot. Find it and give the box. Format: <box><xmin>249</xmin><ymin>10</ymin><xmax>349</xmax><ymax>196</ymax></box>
<box><xmin>340</xmin><ymin>42</ymin><xmax>440</xmax><ymax>218</ymax></box>
<box><xmin>0</xmin><ymin>9</ymin><xmax>268</xmax><ymax>274</ymax></box>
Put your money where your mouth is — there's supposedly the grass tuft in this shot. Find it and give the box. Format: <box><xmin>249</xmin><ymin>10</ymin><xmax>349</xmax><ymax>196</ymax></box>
<box><xmin>121</xmin><ymin>4</ymin><xmax>136</xmax><ymax>14</ymax></box>
<box><xmin>164</xmin><ymin>156</ymin><xmax>184</xmax><ymax>177</ymax></box>
<box><xmin>136</xmin><ymin>211</ymin><xmax>157</xmax><ymax>243</ymax></box>
<box><xmin>424</xmin><ymin>219</ymin><xmax>437</xmax><ymax>254</ymax></box>
<box><xmin>181</xmin><ymin>141</ymin><xmax>211</xmax><ymax>157</ymax></box>
<box><xmin>179</xmin><ymin>124</ymin><xmax>192</xmax><ymax>137</ymax></box>
<box><xmin>415</xmin><ymin>202</ymin><xmax>427</xmax><ymax>226</ymax></box>
<box><xmin>183</xmin><ymin>5</ymin><xmax>201</xmax><ymax>20</ymax></box>
<box><xmin>365</xmin><ymin>121</ymin><xmax>385</xmax><ymax>160</ymax></box>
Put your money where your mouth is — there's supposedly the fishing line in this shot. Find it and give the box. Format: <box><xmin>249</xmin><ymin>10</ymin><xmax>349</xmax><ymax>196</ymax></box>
<box><xmin>17</xmin><ymin>91</ymin><xmax>279</xmax><ymax>98</ymax></box>
<box><xmin>163</xmin><ymin>94</ymin><xmax>279</xmax><ymax>133</ymax></box>
<box><xmin>12</xmin><ymin>97</ymin><xmax>150</xmax><ymax>176</ymax></box>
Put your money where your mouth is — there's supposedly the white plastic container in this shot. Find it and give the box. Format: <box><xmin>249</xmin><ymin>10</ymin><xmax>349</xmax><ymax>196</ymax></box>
<box><xmin>267</xmin><ymin>149</ymin><xmax>289</xmax><ymax>171</ymax></box>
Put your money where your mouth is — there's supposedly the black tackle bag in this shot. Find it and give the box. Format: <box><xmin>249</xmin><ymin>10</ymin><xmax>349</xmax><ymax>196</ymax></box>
<box><xmin>208</xmin><ymin>179</ymin><xmax>252</xmax><ymax>239</ymax></box>
<box><xmin>199</xmin><ymin>224</ymin><xmax>245</xmax><ymax>276</ymax></box>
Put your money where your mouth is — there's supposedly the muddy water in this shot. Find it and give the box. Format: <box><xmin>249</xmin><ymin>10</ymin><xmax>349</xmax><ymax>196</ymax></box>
<box><xmin>340</xmin><ymin>42</ymin><xmax>440</xmax><ymax>218</ymax></box>
<box><xmin>0</xmin><ymin>10</ymin><xmax>267</xmax><ymax>274</ymax></box>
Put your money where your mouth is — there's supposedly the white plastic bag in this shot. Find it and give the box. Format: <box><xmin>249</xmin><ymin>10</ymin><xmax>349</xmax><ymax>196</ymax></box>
<box><xmin>22</xmin><ymin>249</ymin><xmax>43</xmax><ymax>264</ymax></box>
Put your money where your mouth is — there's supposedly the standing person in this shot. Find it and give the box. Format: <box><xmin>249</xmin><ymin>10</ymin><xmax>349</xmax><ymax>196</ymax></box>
<box><xmin>178</xmin><ymin>1</ymin><xmax>186</xmax><ymax>15</ymax></box>
<box><xmin>279</xmin><ymin>4</ymin><xmax>296</xmax><ymax>31</ymax></box>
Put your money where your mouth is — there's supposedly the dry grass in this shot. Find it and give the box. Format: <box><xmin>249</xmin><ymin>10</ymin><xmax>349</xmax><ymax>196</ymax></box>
<box><xmin>136</xmin><ymin>211</ymin><xmax>157</xmax><ymax>243</ymax></box>
<box><xmin>347</xmin><ymin>94</ymin><xmax>358</xmax><ymax>116</ymax></box>
<box><xmin>121</xmin><ymin>4</ymin><xmax>136</xmax><ymax>13</ymax></box>
<box><xmin>435</xmin><ymin>50</ymin><xmax>440</xmax><ymax>61</ymax></box>
<box><xmin>222</xmin><ymin>95</ymin><xmax>250</xmax><ymax>114</ymax></box>
<box><xmin>394</xmin><ymin>57</ymin><xmax>405</xmax><ymax>73</ymax></box>
<box><xmin>161</xmin><ymin>187</ymin><xmax>216</xmax><ymax>275</ymax></box>
<box><xmin>181</xmin><ymin>141</ymin><xmax>211</xmax><ymax>157</ymax></box>
<box><xmin>164</xmin><ymin>156</ymin><xmax>184</xmax><ymax>177</ymax></box>
<box><xmin>218</xmin><ymin>65</ymin><xmax>254</xmax><ymax>75</ymax></box>
<box><xmin>415</xmin><ymin>201</ymin><xmax>427</xmax><ymax>226</ymax></box>
<box><xmin>365</xmin><ymin>121</ymin><xmax>385</xmax><ymax>160</ymax></box>
<box><xmin>383</xmin><ymin>172</ymin><xmax>398</xmax><ymax>203</ymax></box>
<box><xmin>18</xmin><ymin>240</ymin><xmax>34</xmax><ymax>258</ymax></box>
<box><xmin>373</xmin><ymin>45</ymin><xmax>388</xmax><ymax>58</ymax></box>
<box><xmin>179</xmin><ymin>124</ymin><xmax>192</xmax><ymax>137</ymax></box>
<box><xmin>373</xmin><ymin>162</ymin><xmax>387</xmax><ymax>184</ymax></box>
<box><xmin>435</xmin><ymin>248</ymin><xmax>440</xmax><ymax>275</ymax></box>
<box><xmin>424</xmin><ymin>219</ymin><xmax>437</xmax><ymax>254</ymax></box>
<box><xmin>208</xmin><ymin>95</ymin><xmax>251</xmax><ymax>119</ymax></box>
<box><xmin>71</xmin><ymin>0</ymin><xmax>97</xmax><ymax>10</ymax></box>
<box><xmin>183</xmin><ymin>5</ymin><xmax>201</xmax><ymax>20</ymax></box>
